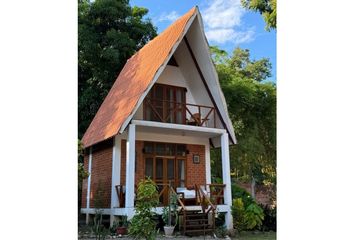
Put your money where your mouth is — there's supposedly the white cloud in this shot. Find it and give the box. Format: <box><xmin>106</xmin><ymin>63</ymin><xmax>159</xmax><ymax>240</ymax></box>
<box><xmin>201</xmin><ymin>0</ymin><xmax>255</xmax><ymax>45</ymax></box>
<box><xmin>157</xmin><ymin>11</ymin><xmax>180</xmax><ymax>22</ymax></box>
<box><xmin>206</xmin><ymin>28</ymin><xmax>255</xmax><ymax>44</ymax></box>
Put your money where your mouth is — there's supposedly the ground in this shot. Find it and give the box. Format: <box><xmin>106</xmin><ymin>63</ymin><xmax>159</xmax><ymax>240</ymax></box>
<box><xmin>78</xmin><ymin>231</ymin><xmax>276</xmax><ymax>240</ymax></box>
<box><xmin>233</xmin><ymin>231</ymin><xmax>276</xmax><ymax>240</ymax></box>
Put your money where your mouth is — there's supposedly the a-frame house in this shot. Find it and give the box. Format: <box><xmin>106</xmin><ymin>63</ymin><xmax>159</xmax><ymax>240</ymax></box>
<box><xmin>81</xmin><ymin>6</ymin><xmax>236</xmax><ymax>232</ymax></box>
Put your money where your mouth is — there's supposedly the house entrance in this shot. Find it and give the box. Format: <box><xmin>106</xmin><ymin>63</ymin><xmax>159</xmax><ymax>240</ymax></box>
<box><xmin>143</xmin><ymin>142</ymin><xmax>186</xmax><ymax>205</ymax></box>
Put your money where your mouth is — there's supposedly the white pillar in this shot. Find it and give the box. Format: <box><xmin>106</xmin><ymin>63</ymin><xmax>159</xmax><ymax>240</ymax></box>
<box><xmin>221</xmin><ymin>132</ymin><xmax>233</xmax><ymax>230</ymax></box>
<box><xmin>205</xmin><ymin>141</ymin><xmax>211</xmax><ymax>185</ymax></box>
<box><xmin>110</xmin><ymin>135</ymin><xmax>121</xmax><ymax>226</ymax></box>
<box><xmin>85</xmin><ymin>147</ymin><xmax>93</xmax><ymax>224</ymax></box>
<box><xmin>125</xmin><ymin>124</ymin><xmax>136</xmax><ymax>213</ymax></box>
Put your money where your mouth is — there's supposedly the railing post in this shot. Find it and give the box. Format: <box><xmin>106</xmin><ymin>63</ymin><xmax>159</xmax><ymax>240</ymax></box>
<box><xmin>198</xmin><ymin>106</ymin><xmax>201</xmax><ymax>125</ymax></box>
<box><xmin>213</xmin><ymin>108</ymin><xmax>216</xmax><ymax>128</ymax></box>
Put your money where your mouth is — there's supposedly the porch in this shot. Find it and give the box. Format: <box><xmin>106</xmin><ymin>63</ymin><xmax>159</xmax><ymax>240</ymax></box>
<box><xmin>114</xmin><ymin>183</ymin><xmax>227</xmax><ymax>235</ymax></box>
<box><xmin>83</xmin><ymin>120</ymin><xmax>233</xmax><ymax>230</ymax></box>
<box><xmin>114</xmin><ymin>183</ymin><xmax>226</xmax><ymax>208</ymax></box>
<box><xmin>117</xmin><ymin>120</ymin><xmax>233</xmax><ymax>229</ymax></box>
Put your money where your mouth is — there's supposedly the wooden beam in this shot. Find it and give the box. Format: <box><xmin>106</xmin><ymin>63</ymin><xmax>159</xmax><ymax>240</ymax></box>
<box><xmin>167</xmin><ymin>55</ymin><xmax>179</xmax><ymax>67</ymax></box>
<box><xmin>183</xmin><ymin>37</ymin><xmax>234</xmax><ymax>144</ymax></box>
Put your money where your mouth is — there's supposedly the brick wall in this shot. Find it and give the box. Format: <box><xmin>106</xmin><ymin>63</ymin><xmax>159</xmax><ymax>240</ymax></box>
<box><xmin>185</xmin><ymin>144</ymin><xmax>206</xmax><ymax>187</ymax></box>
<box><xmin>81</xmin><ymin>140</ymin><xmax>113</xmax><ymax>209</ymax></box>
<box><xmin>237</xmin><ymin>182</ymin><xmax>274</xmax><ymax>206</ymax></box>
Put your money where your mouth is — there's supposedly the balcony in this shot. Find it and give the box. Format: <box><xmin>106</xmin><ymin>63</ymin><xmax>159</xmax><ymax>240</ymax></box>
<box><xmin>144</xmin><ymin>98</ymin><xmax>216</xmax><ymax>128</ymax></box>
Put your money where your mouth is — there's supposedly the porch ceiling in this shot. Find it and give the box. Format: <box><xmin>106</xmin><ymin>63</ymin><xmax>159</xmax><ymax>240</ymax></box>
<box><xmin>132</xmin><ymin>120</ymin><xmax>224</xmax><ymax>139</ymax></box>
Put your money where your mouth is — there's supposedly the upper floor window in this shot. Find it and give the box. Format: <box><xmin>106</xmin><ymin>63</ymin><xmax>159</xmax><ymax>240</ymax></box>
<box><xmin>144</xmin><ymin>84</ymin><xmax>186</xmax><ymax>124</ymax></box>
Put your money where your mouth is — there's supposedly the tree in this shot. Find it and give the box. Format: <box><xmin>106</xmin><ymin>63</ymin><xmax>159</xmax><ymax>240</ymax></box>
<box><xmin>241</xmin><ymin>0</ymin><xmax>276</xmax><ymax>31</ymax></box>
<box><xmin>229</xmin><ymin>47</ymin><xmax>272</xmax><ymax>82</ymax></box>
<box><xmin>210</xmin><ymin>46</ymin><xmax>276</xmax><ymax>198</ymax></box>
<box><xmin>78</xmin><ymin>0</ymin><xmax>157</xmax><ymax>138</ymax></box>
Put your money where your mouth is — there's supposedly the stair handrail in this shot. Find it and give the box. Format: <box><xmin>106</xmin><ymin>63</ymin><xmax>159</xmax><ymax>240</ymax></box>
<box><xmin>169</xmin><ymin>186</ymin><xmax>186</xmax><ymax>212</ymax></box>
<box><xmin>195</xmin><ymin>184</ymin><xmax>216</xmax><ymax>214</ymax></box>
<box><xmin>206</xmin><ymin>183</ymin><xmax>226</xmax><ymax>205</ymax></box>
<box><xmin>169</xmin><ymin>186</ymin><xmax>187</xmax><ymax>235</ymax></box>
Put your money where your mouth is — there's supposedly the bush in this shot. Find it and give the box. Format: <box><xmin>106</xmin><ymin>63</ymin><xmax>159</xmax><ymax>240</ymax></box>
<box><xmin>232</xmin><ymin>198</ymin><xmax>247</xmax><ymax>232</ymax></box>
<box><xmin>244</xmin><ymin>202</ymin><xmax>264</xmax><ymax>229</ymax></box>
<box><xmin>260</xmin><ymin>204</ymin><xmax>276</xmax><ymax>231</ymax></box>
<box><xmin>231</xmin><ymin>197</ymin><xmax>264</xmax><ymax>233</ymax></box>
<box><xmin>128</xmin><ymin>179</ymin><xmax>159</xmax><ymax>240</ymax></box>
<box><xmin>232</xmin><ymin>183</ymin><xmax>254</xmax><ymax>207</ymax></box>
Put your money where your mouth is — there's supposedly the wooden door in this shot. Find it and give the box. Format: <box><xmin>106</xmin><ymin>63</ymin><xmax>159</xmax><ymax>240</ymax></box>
<box><xmin>144</xmin><ymin>156</ymin><xmax>176</xmax><ymax>205</ymax></box>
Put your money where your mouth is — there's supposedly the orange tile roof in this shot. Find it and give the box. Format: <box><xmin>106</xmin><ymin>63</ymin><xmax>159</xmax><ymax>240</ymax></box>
<box><xmin>82</xmin><ymin>7</ymin><xmax>197</xmax><ymax>148</ymax></box>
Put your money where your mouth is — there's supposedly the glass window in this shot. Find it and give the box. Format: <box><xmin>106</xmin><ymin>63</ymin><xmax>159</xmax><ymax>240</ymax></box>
<box><xmin>144</xmin><ymin>142</ymin><xmax>154</xmax><ymax>154</ymax></box>
<box><xmin>156</xmin><ymin>143</ymin><xmax>165</xmax><ymax>155</ymax></box>
<box><xmin>176</xmin><ymin>144</ymin><xmax>186</xmax><ymax>156</ymax></box>
<box><xmin>167</xmin><ymin>159</ymin><xmax>175</xmax><ymax>180</ymax></box>
<box><xmin>165</xmin><ymin>143</ymin><xmax>175</xmax><ymax>156</ymax></box>
<box><xmin>155</xmin><ymin>85</ymin><xmax>163</xmax><ymax>100</ymax></box>
<box><xmin>156</xmin><ymin>158</ymin><xmax>163</xmax><ymax>180</ymax></box>
<box><xmin>144</xmin><ymin>84</ymin><xmax>186</xmax><ymax>124</ymax></box>
<box><xmin>145</xmin><ymin>158</ymin><xmax>153</xmax><ymax>178</ymax></box>
<box><xmin>178</xmin><ymin>159</ymin><xmax>185</xmax><ymax>187</ymax></box>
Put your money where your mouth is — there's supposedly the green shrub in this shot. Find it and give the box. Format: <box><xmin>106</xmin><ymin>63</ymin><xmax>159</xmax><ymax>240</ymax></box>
<box><xmin>260</xmin><ymin>204</ymin><xmax>276</xmax><ymax>231</ymax></box>
<box><xmin>232</xmin><ymin>198</ymin><xmax>247</xmax><ymax>232</ymax></box>
<box><xmin>232</xmin><ymin>183</ymin><xmax>254</xmax><ymax>206</ymax></box>
<box><xmin>244</xmin><ymin>202</ymin><xmax>264</xmax><ymax>229</ymax></box>
<box><xmin>128</xmin><ymin>179</ymin><xmax>159</xmax><ymax>240</ymax></box>
<box><xmin>231</xmin><ymin>197</ymin><xmax>264</xmax><ymax>232</ymax></box>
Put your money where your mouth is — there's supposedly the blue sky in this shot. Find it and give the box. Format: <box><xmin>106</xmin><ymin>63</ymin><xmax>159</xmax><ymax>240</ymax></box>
<box><xmin>130</xmin><ymin>0</ymin><xmax>276</xmax><ymax>82</ymax></box>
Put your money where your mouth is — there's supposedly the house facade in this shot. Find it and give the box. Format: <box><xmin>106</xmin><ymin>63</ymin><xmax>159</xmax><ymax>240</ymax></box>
<box><xmin>80</xmin><ymin>7</ymin><xmax>236</xmax><ymax>231</ymax></box>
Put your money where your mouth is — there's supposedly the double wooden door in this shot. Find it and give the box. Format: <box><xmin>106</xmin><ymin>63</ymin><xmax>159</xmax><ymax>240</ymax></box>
<box><xmin>144</xmin><ymin>83</ymin><xmax>186</xmax><ymax>124</ymax></box>
<box><xmin>145</xmin><ymin>156</ymin><xmax>186</xmax><ymax>205</ymax></box>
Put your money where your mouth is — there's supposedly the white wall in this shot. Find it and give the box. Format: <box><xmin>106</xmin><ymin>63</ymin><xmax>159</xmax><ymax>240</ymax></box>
<box><xmin>133</xmin><ymin>65</ymin><xmax>198</xmax><ymax>120</ymax></box>
<box><xmin>157</xmin><ymin>65</ymin><xmax>196</xmax><ymax>105</ymax></box>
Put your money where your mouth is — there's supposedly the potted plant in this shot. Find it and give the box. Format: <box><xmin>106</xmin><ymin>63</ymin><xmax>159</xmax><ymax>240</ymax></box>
<box><xmin>162</xmin><ymin>185</ymin><xmax>178</xmax><ymax>237</ymax></box>
<box><xmin>116</xmin><ymin>215</ymin><xmax>128</xmax><ymax>235</ymax></box>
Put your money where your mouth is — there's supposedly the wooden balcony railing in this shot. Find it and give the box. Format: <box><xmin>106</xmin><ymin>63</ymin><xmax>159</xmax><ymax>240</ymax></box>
<box><xmin>144</xmin><ymin>98</ymin><xmax>216</xmax><ymax>128</ymax></box>
<box><xmin>115</xmin><ymin>183</ymin><xmax>225</xmax><ymax>209</ymax></box>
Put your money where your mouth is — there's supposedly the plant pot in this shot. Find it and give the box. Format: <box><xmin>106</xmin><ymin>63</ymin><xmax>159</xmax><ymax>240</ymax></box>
<box><xmin>116</xmin><ymin>226</ymin><xmax>127</xmax><ymax>235</ymax></box>
<box><xmin>164</xmin><ymin>226</ymin><xmax>175</xmax><ymax>237</ymax></box>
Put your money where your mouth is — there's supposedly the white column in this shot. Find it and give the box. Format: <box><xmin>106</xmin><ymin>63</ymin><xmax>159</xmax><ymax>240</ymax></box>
<box><xmin>85</xmin><ymin>147</ymin><xmax>93</xmax><ymax>224</ymax></box>
<box><xmin>110</xmin><ymin>135</ymin><xmax>121</xmax><ymax>226</ymax></box>
<box><xmin>125</xmin><ymin>124</ymin><xmax>136</xmax><ymax>212</ymax></box>
<box><xmin>205</xmin><ymin>141</ymin><xmax>211</xmax><ymax>185</ymax></box>
<box><xmin>221</xmin><ymin>132</ymin><xmax>233</xmax><ymax>230</ymax></box>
